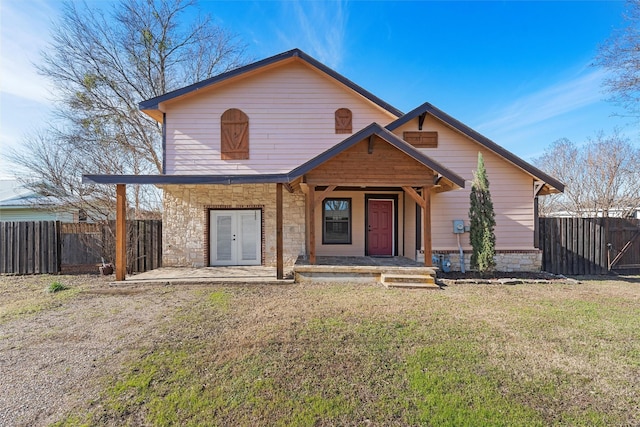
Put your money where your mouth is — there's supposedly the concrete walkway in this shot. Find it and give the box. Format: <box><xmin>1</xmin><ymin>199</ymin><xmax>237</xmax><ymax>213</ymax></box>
<box><xmin>113</xmin><ymin>257</ymin><xmax>429</xmax><ymax>286</ymax></box>
<box><xmin>114</xmin><ymin>266</ymin><xmax>293</xmax><ymax>285</ymax></box>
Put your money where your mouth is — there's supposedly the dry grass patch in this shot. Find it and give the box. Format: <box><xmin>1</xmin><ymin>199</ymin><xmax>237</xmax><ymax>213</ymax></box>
<box><xmin>0</xmin><ymin>275</ymin><xmax>95</xmax><ymax>323</ymax></box>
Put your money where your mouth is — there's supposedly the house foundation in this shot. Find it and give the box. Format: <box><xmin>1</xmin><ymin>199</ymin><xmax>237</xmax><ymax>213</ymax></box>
<box><xmin>431</xmin><ymin>250</ymin><xmax>543</xmax><ymax>272</ymax></box>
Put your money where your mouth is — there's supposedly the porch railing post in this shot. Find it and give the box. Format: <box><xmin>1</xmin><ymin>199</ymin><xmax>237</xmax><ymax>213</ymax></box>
<box><xmin>422</xmin><ymin>185</ymin><xmax>432</xmax><ymax>267</ymax></box>
<box><xmin>276</xmin><ymin>183</ymin><xmax>284</xmax><ymax>279</ymax></box>
<box><xmin>308</xmin><ymin>185</ymin><xmax>316</xmax><ymax>264</ymax></box>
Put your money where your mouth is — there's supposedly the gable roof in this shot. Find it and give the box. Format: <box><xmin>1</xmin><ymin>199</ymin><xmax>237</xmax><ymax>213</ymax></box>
<box><xmin>288</xmin><ymin>123</ymin><xmax>466</xmax><ymax>189</ymax></box>
<box><xmin>139</xmin><ymin>48</ymin><xmax>403</xmax><ymax>121</ymax></box>
<box><xmin>386</xmin><ymin>102</ymin><xmax>564</xmax><ymax>194</ymax></box>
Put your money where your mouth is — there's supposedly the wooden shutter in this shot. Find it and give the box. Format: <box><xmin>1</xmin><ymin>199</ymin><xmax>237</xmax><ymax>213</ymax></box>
<box><xmin>403</xmin><ymin>131</ymin><xmax>438</xmax><ymax>148</ymax></box>
<box><xmin>221</xmin><ymin>109</ymin><xmax>249</xmax><ymax>160</ymax></box>
<box><xmin>335</xmin><ymin>108</ymin><xmax>352</xmax><ymax>134</ymax></box>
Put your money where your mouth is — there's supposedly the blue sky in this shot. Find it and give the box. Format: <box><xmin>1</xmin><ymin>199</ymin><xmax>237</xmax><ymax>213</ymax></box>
<box><xmin>1</xmin><ymin>0</ymin><xmax>637</xmax><ymax>178</ymax></box>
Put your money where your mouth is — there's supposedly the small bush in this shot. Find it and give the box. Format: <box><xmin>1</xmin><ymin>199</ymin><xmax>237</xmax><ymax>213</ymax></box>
<box><xmin>47</xmin><ymin>281</ymin><xmax>70</xmax><ymax>293</ymax></box>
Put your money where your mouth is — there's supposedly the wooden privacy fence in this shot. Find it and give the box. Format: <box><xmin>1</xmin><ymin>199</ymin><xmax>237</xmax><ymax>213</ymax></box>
<box><xmin>102</xmin><ymin>220</ymin><xmax>162</xmax><ymax>273</ymax></box>
<box><xmin>0</xmin><ymin>221</ymin><xmax>62</xmax><ymax>274</ymax></box>
<box><xmin>61</xmin><ymin>223</ymin><xmax>103</xmax><ymax>265</ymax></box>
<box><xmin>1</xmin><ymin>220</ymin><xmax>162</xmax><ymax>275</ymax></box>
<box><xmin>539</xmin><ymin>217</ymin><xmax>640</xmax><ymax>275</ymax></box>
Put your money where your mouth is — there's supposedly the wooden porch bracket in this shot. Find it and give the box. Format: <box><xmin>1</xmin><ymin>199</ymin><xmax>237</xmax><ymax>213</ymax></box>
<box><xmin>418</xmin><ymin>112</ymin><xmax>427</xmax><ymax>130</ymax></box>
<box><xmin>115</xmin><ymin>184</ymin><xmax>127</xmax><ymax>281</ymax></box>
<box><xmin>276</xmin><ymin>183</ymin><xmax>284</xmax><ymax>279</ymax></box>
<box><xmin>402</xmin><ymin>186</ymin><xmax>426</xmax><ymax>209</ymax></box>
<box><xmin>299</xmin><ymin>182</ymin><xmax>309</xmax><ymax>195</ymax></box>
<box><xmin>314</xmin><ymin>185</ymin><xmax>337</xmax><ymax>207</ymax></box>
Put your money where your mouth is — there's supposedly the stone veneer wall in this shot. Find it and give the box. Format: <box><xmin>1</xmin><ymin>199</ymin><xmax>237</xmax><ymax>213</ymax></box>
<box><xmin>162</xmin><ymin>184</ymin><xmax>306</xmax><ymax>269</ymax></box>
<box><xmin>429</xmin><ymin>250</ymin><xmax>543</xmax><ymax>272</ymax></box>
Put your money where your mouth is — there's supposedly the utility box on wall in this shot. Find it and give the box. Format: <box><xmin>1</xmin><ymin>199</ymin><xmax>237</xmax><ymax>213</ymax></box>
<box><xmin>453</xmin><ymin>219</ymin><xmax>465</xmax><ymax>234</ymax></box>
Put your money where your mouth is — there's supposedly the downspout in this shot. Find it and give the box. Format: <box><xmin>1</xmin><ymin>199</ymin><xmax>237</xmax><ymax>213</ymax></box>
<box><xmin>457</xmin><ymin>233</ymin><xmax>465</xmax><ymax>273</ymax></box>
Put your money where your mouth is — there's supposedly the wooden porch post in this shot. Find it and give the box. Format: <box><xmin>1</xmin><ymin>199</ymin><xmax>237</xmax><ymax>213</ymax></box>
<box><xmin>115</xmin><ymin>184</ymin><xmax>127</xmax><ymax>281</ymax></box>
<box><xmin>276</xmin><ymin>183</ymin><xmax>284</xmax><ymax>279</ymax></box>
<box><xmin>422</xmin><ymin>185</ymin><xmax>432</xmax><ymax>267</ymax></box>
<box><xmin>308</xmin><ymin>185</ymin><xmax>316</xmax><ymax>264</ymax></box>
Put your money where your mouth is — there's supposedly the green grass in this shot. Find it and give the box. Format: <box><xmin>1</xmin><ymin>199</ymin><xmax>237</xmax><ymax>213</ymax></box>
<box><xmin>47</xmin><ymin>281</ymin><xmax>70</xmax><ymax>293</ymax></box>
<box><xmin>44</xmin><ymin>279</ymin><xmax>640</xmax><ymax>426</ymax></box>
<box><xmin>406</xmin><ymin>342</ymin><xmax>544</xmax><ymax>427</ymax></box>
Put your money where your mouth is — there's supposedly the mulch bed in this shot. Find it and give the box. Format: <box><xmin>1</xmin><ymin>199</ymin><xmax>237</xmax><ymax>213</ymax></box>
<box><xmin>437</xmin><ymin>270</ymin><xmax>580</xmax><ymax>285</ymax></box>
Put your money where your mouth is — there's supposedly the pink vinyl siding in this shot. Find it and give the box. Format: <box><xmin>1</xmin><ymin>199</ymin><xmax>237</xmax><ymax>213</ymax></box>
<box><xmin>393</xmin><ymin>116</ymin><xmax>536</xmax><ymax>251</ymax></box>
<box><xmin>163</xmin><ymin>61</ymin><xmax>397</xmax><ymax>174</ymax></box>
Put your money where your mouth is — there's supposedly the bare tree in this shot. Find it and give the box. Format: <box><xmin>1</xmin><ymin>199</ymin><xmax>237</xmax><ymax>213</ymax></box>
<box><xmin>535</xmin><ymin>131</ymin><xmax>640</xmax><ymax>217</ymax></box>
<box><xmin>594</xmin><ymin>0</ymin><xmax>640</xmax><ymax>119</ymax></box>
<box><xmin>10</xmin><ymin>0</ymin><xmax>246</xmax><ymax>220</ymax></box>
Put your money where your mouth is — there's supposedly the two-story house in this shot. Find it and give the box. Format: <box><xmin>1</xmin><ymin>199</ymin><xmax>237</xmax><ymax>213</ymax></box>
<box><xmin>85</xmin><ymin>49</ymin><xmax>563</xmax><ymax>281</ymax></box>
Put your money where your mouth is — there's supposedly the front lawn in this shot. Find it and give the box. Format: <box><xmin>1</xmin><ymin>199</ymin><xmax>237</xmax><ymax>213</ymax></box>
<box><xmin>26</xmin><ymin>277</ymin><xmax>640</xmax><ymax>426</ymax></box>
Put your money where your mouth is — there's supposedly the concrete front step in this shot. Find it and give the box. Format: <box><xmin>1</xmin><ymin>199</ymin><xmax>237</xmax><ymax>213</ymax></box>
<box><xmin>380</xmin><ymin>273</ymin><xmax>440</xmax><ymax>289</ymax></box>
<box><xmin>294</xmin><ymin>265</ymin><xmax>438</xmax><ymax>284</ymax></box>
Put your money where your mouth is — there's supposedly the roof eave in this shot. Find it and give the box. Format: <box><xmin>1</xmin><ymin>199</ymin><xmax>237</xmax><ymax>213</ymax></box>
<box><xmin>82</xmin><ymin>174</ymin><xmax>292</xmax><ymax>185</ymax></box>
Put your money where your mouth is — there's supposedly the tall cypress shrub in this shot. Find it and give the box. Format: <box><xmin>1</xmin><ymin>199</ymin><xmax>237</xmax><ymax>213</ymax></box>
<box><xmin>469</xmin><ymin>152</ymin><xmax>496</xmax><ymax>272</ymax></box>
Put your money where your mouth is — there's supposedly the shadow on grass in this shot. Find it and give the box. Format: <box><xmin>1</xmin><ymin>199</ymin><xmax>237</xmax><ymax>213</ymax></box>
<box><xmin>572</xmin><ymin>274</ymin><xmax>640</xmax><ymax>284</ymax></box>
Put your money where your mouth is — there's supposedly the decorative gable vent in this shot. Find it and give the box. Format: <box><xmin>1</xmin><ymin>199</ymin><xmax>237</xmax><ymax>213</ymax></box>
<box><xmin>335</xmin><ymin>108</ymin><xmax>352</xmax><ymax>134</ymax></box>
<box><xmin>403</xmin><ymin>131</ymin><xmax>438</xmax><ymax>148</ymax></box>
<box><xmin>221</xmin><ymin>108</ymin><xmax>249</xmax><ymax>160</ymax></box>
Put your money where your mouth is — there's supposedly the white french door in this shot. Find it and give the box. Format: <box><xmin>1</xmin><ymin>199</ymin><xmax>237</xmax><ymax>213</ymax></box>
<box><xmin>210</xmin><ymin>210</ymin><xmax>261</xmax><ymax>266</ymax></box>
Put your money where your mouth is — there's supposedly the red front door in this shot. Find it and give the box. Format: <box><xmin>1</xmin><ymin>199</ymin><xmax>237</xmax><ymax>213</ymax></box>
<box><xmin>367</xmin><ymin>200</ymin><xmax>393</xmax><ymax>256</ymax></box>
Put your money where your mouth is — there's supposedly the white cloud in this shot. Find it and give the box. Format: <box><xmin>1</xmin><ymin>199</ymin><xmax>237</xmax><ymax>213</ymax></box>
<box><xmin>276</xmin><ymin>0</ymin><xmax>348</xmax><ymax>69</ymax></box>
<box><xmin>476</xmin><ymin>67</ymin><xmax>608</xmax><ymax>136</ymax></box>
<box><xmin>0</xmin><ymin>0</ymin><xmax>61</xmax><ymax>177</ymax></box>
<box><xmin>0</xmin><ymin>0</ymin><xmax>59</xmax><ymax>105</ymax></box>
